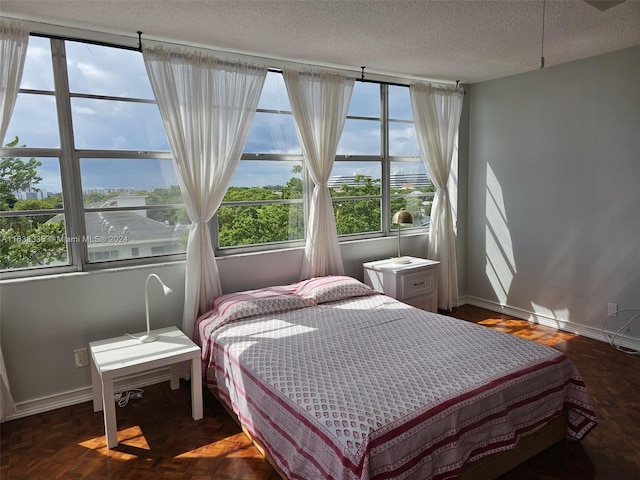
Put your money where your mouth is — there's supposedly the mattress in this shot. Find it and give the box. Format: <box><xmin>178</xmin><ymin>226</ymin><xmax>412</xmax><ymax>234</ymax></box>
<box><xmin>196</xmin><ymin>287</ymin><xmax>596</xmax><ymax>479</ymax></box>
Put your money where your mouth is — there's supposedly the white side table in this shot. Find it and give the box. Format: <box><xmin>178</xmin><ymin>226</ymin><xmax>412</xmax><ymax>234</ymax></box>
<box><xmin>364</xmin><ymin>256</ymin><xmax>440</xmax><ymax>312</ymax></box>
<box><xmin>89</xmin><ymin>326</ymin><xmax>203</xmax><ymax>448</ymax></box>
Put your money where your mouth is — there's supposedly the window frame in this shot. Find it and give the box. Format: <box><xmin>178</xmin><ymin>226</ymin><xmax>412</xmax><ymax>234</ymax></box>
<box><xmin>0</xmin><ymin>36</ymin><xmax>188</xmax><ymax>279</ymax></box>
<box><xmin>1</xmin><ymin>32</ymin><xmax>435</xmax><ymax>280</ymax></box>
<box><xmin>329</xmin><ymin>82</ymin><xmax>385</xmax><ymax>241</ymax></box>
<box><xmin>214</xmin><ymin>152</ymin><xmax>308</xmax><ymax>255</ymax></box>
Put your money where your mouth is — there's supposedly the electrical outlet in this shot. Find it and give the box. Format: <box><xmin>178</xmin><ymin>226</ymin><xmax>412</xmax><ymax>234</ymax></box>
<box><xmin>608</xmin><ymin>303</ymin><xmax>618</xmax><ymax>318</ymax></box>
<box><xmin>73</xmin><ymin>348</ymin><xmax>89</xmax><ymax>368</ymax></box>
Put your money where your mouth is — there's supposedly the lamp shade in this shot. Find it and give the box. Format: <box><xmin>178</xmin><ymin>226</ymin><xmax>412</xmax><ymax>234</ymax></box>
<box><xmin>392</xmin><ymin>210</ymin><xmax>413</xmax><ymax>226</ymax></box>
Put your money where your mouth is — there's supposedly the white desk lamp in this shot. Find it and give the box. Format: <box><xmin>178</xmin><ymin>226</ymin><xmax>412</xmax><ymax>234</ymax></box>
<box><xmin>140</xmin><ymin>273</ymin><xmax>173</xmax><ymax>343</ymax></box>
<box><xmin>391</xmin><ymin>209</ymin><xmax>414</xmax><ymax>264</ymax></box>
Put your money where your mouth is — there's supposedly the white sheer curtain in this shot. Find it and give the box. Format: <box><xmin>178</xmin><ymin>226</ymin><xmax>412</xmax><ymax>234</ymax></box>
<box><xmin>0</xmin><ymin>20</ymin><xmax>27</xmax><ymax>143</ymax></box>
<box><xmin>143</xmin><ymin>45</ymin><xmax>266</xmax><ymax>337</ymax></box>
<box><xmin>282</xmin><ymin>68</ymin><xmax>354</xmax><ymax>279</ymax></box>
<box><xmin>410</xmin><ymin>82</ymin><xmax>464</xmax><ymax>311</ymax></box>
<box><xmin>0</xmin><ymin>19</ymin><xmax>29</xmax><ymax>421</ymax></box>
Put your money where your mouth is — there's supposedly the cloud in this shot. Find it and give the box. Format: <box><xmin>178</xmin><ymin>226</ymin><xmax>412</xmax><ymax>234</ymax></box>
<box><xmin>20</xmin><ymin>36</ymin><xmax>54</xmax><ymax>90</ymax></box>
<box><xmin>76</xmin><ymin>61</ymin><xmax>111</xmax><ymax>81</ymax></box>
<box><xmin>389</xmin><ymin>123</ymin><xmax>420</xmax><ymax>156</ymax></box>
<box><xmin>4</xmin><ymin>94</ymin><xmax>59</xmax><ymax>148</ymax></box>
<box><xmin>72</xmin><ymin>105</ymin><xmax>98</xmax><ymax>116</ymax></box>
<box><xmin>66</xmin><ymin>40</ymin><xmax>153</xmax><ymax>99</ymax></box>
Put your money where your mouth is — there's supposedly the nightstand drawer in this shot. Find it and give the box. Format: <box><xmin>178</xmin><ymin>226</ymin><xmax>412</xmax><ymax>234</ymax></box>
<box><xmin>402</xmin><ymin>270</ymin><xmax>433</xmax><ymax>298</ymax></box>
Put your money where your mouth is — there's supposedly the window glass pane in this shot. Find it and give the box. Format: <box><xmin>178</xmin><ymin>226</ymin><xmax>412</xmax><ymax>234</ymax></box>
<box><xmin>389</xmin><ymin>121</ymin><xmax>420</xmax><ymax>157</ymax></box>
<box><xmin>0</xmin><ymin>214</ymin><xmax>69</xmax><ymax>270</ymax></box>
<box><xmin>226</xmin><ymin>160</ymin><xmax>303</xmax><ymax>200</ymax></box>
<box><xmin>217</xmin><ymin>203</ymin><xmax>304</xmax><ymax>247</ymax></box>
<box><xmin>336</xmin><ymin>119</ymin><xmax>380</xmax><ymax>156</ymax></box>
<box><xmin>1</xmin><ymin>156</ymin><xmax>63</xmax><ymax>211</ymax></box>
<box><xmin>329</xmin><ymin>161</ymin><xmax>381</xmax><ymax>195</ymax></box>
<box><xmin>80</xmin><ymin>158</ymin><xmax>182</xmax><ymax>207</ymax></box>
<box><xmin>245</xmin><ymin>112</ymin><xmax>300</xmax><ymax>154</ymax></box>
<box><xmin>1</xmin><ymin>153</ymin><xmax>66</xmax><ymax>271</ymax></box>
<box><xmin>4</xmin><ymin>94</ymin><xmax>59</xmax><ymax>148</ymax></box>
<box><xmin>334</xmin><ymin>199</ymin><xmax>381</xmax><ymax>235</ymax></box>
<box><xmin>66</xmin><ymin>41</ymin><xmax>154</xmax><ymax>99</ymax></box>
<box><xmin>21</xmin><ymin>36</ymin><xmax>54</xmax><ymax>91</ymax></box>
<box><xmin>84</xmin><ymin>208</ymin><xmax>188</xmax><ymax>262</ymax></box>
<box><xmin>390</xmin><ymin>160</ymin><xmax>431</xmax><ymax>191</ymax></box>
<box><xmin>390</xmin><ymin>160</ymin><xmax>434</xmax><ymax>227</ymax></box>
<box><xmin>71</xmin><ymin>98</ymin><xmax>168</xmax><ymax>150</ymax></box>
<box><xmin>348</xmin><ymin>82</ymin><xmax>380</xmax><ymax>118</ymax></box>
<box><xmin>389</xmin><ymin>85</ymin><xmax>412</xmax><ymax>120</ymax></box>
<box><xmin>257</xmin><ymin>71</ymin><xmax>291</xmax><ymax>111</ymax></box>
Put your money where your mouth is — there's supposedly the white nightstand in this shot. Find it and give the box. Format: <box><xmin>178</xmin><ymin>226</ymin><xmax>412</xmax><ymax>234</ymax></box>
<box><xmin>363</xmin><ymin>257</ymin><xmax>440</xmax><ymax>312</ymax></box>
<box><xmin>89</xmin><ymin>326</ymin><xmax>203</xmax><ymax>448</ymax></box>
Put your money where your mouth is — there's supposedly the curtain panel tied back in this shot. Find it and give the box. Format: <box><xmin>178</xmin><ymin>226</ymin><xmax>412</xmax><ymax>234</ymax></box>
<box><xmin>282</xmin><ymin>67</ymin><xmax>355</xmax><ymax>279</ymax></box>
<box><xmin>0</xmin><ymin>19</ymin><xmax>29</xmax><ymax>421</ymax></box>
<box><xmin>410</xmin><ymin>82</ymin><xmax>464</xmax><ymax>311</ymax></box>
<box><xmin>143</xmin><ymin>44</ymin><xmax>266</xmax><ymax>338</ymax></box>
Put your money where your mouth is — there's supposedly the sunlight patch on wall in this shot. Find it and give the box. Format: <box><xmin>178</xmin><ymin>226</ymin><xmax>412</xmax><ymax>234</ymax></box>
<box><xmin>485</xmin><ymin>164</ymin><xmax>516</xmax><ymax>304</ymax></box>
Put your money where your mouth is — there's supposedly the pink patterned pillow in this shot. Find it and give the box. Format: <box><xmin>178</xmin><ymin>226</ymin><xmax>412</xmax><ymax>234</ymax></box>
<box><xmin>212</xmin><ymin>286</ymin><xmax>310</xmax><ymax>324</ymax></box>
<box><xmin>293</xmin><ymin>276</ymin><xmax>375</xmax><ymax>304</ymax></box>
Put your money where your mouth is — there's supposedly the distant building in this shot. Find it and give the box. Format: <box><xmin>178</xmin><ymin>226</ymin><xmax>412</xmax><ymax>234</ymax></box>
<box><xmin>327</xmin><ymin>172</ymin><xmax>432</xmax><ymax>190</ymax></box>
<box><xmin>327</xmin><ymin>174</ymin><xmax>374</xmax><ymax>189</ymax></box>
<box><xmin>390</xmin><ymin>172</ymin><xmax>432</xmax><ymax>189</ymax></box>
<box><xmin>14</xmin><ymin>188</ymin><xmax>48</xmax><ymax>200</ymax></box>
<box><xmin>84</xmin><ymin>187</ymin><xmax>136</xmax><ymax>195</ymax></box>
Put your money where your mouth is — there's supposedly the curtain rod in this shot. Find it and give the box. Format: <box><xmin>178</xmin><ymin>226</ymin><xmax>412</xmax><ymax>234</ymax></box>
<box><xmin>28</xmin><ymin>28</ymin><xmax>462</xmax><ymax>90</ymax></box>
<box><xmin>358</xmin><ymin>66</ymin><xmax>465</xmax><ymax>93</ymax></box>
<box><xmin>30</xmin><ymin>31</ymin><xmax>142</xmax><ymax>53</ymax></box>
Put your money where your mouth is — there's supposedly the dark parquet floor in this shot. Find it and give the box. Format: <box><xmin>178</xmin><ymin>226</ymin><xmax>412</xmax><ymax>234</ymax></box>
<box><xmin>1</xmin><ymin>305</ymin><xmax>639</xmax><ymax>479</ymax></box>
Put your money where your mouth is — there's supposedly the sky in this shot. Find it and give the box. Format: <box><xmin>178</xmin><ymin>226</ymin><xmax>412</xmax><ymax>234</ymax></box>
<box><xmin>3</xmin><ymin>36</ymin><xmax>426</xmax><ymax>195</ymax></box>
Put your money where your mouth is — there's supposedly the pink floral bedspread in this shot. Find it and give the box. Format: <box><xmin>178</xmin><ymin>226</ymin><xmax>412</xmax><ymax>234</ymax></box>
<box><xmin>197</xmin><ymin>294</ymin><xmax>596</xmax><ymax>480</ymax></box>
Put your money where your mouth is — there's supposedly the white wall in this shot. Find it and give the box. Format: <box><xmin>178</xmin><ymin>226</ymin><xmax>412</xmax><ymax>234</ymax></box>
<box><xmin>467</xmin><ymin>45</ymin><xmax>640</xmax><ymax>344</ymax></box>
<box><xmin>0</xmin><ymin>234</ymin><xmax>428</xmax><ymax>417</ymax></box>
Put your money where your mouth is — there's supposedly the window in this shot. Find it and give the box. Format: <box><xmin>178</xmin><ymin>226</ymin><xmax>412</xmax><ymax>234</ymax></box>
<box><xmin>66</xmin><ymin>41</ymin><xmax>188</xmax><ymax>265</ymax></box>
<box><xmin>331</xmin><ymin>82</ymin><xmax>382</xmax><ymax>237</ymax></box>
<box><xmin>388</xmin><ymin>86</ymin><xmax>433</xmax><ymax>228</ymax></box>
<box><xmin>1</xmin><ymin>36</ymin><xmax>186</xmax><ymax>276</ymax></box>
<box><xmin>1</xmin><ymin>32</ymin><xmax>438</xmax><ymax>277</ymax></box>
<box><xmin>1</xmin><ymin>37</ymin><xmax>67</xmax><ymax>272</ymax></box>
<box><xmin>217</xmin><ymin>72</ymin><xmax>304</xmax><ymax>252</ymax></box>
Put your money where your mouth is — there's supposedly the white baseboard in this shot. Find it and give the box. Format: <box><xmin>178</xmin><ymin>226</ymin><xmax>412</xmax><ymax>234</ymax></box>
<box><xmin>459</xmin><ymin>296</ymin><xmax>640</xmax><ymax>352</ymax></box>
<box><xmin>3</xmin><ymin>367</ymin><xmax>171</xmax><ymax>423</ymax></box>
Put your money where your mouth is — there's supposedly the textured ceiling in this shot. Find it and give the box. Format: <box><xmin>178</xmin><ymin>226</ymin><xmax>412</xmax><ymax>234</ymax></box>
<box><xmin>2</xmin><ymin>0</ymin><xmax>640</xmax><ymax>83</ymax></box>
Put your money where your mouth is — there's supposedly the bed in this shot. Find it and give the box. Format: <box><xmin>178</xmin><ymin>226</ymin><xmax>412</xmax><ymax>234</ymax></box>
<box><xmin>195</xmin><ymin>276</ymin><xmax>596</xmax><ymax>479</ymax></box>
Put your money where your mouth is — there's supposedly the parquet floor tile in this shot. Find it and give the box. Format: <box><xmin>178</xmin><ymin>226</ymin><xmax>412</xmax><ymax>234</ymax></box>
<box><xmin>2</xmin><ymin>305</ymin><xmax>638</xmax><ymax>479</ymax></box>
